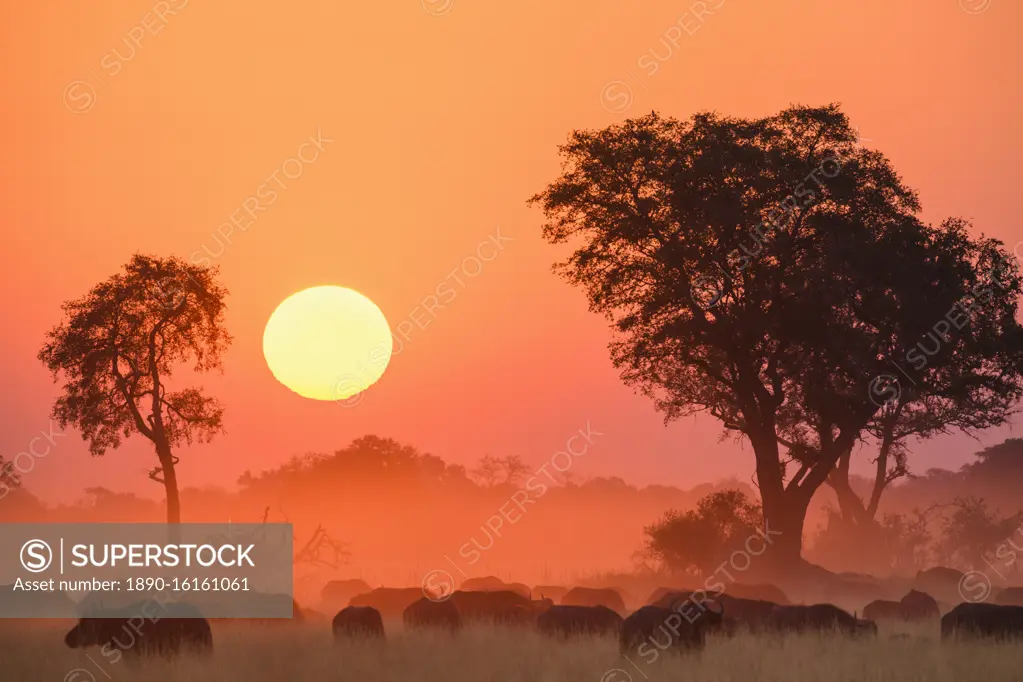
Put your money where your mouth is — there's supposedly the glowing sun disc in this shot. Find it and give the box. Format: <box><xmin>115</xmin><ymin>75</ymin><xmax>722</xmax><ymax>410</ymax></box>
<box><xmin>262</xmin><ymin>286</ymin><xmax>392</xmax><ymax>401</ymax></box>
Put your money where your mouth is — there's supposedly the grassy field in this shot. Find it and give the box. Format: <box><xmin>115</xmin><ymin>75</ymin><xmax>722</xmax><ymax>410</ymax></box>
<box><xmin>1</xmin><ymin>621</ymin><xmax>1019</xmax><ymax>682</ymax></box>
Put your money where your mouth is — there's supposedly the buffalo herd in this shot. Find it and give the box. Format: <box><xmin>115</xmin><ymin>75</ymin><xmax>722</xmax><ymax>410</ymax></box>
<box><xmin>59</xmin><ymin>578</ymin><xmax>1023</xmax><ymax>661</ymax></box>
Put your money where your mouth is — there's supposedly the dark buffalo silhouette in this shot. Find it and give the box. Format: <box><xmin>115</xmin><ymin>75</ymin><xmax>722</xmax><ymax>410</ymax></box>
<box><xmin>533</xmin><ymin>585</ymin><xmax>569</xmax><ymax>602</ymax></box>
<box><xmin>65</xmin><ymin>602</ymin><xmax>212</xmax><ymax>659</ymax></box>
<box><xmin>995</xmin><ymin>586</ymin><xmax>1023</xmax><ymax>606</ymax></box>
<box><xmin>619</xmin><ymin>602</ymin><xmax>724</xmax><ymax>656</ymax></box>
<box><xmin>332</xmin><ymin>606</ymin><xmax>385</xmax><ymax>639</ymax></box>
<box><xmin>561</xmin><ymin>587</ymin><xmax>626</xmax><ymax>614</ymax></box>
<box><xmin>348</xmin><ymin>587</ymin><xmax>431</xmax><ymax>620</ymax></box>
<box><xmin>766</xmin><ymin>604</ymin><xmax>875</xmax><ymax>636</ymax></box>
<box><xmin>899</xmin><ymin>589</ymin><xmax>940</xmax><ymax>620</ymax></box>
<box><xmin>447</xmin><ymin>590</ymin><xmax>551</xmax><ymax>625</ymax></box>
<box><xmin>403</xmin><ymin>597</ymin><xmax>461</xmax><ymax>632</ymax></box>
<box><xmin>536</xmin><ymin>605</ymin><xmax>622</xmax><ymax>639</ymax></box>
<box><xmin>321</xmin><ymin>579</ymin><xmax>372</xmax><ymax>610</ymax></box>
<box><xmin>941</xmin><ymin>602</ymin><xmax>1023</xmax><ymax>640</ymax></box>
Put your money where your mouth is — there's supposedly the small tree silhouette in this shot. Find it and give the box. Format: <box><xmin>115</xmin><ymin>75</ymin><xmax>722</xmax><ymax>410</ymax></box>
<box><xmin>643</xmin><ymin>489</ymin><xmax>763</xmax><ymax>577</ymax></box>
<box><xmin>470</xmin><ymin>454</ymin><xmax>530</xmax><ymax>487</ymax></box>
<box><xmin>38</xmin><ymin>254</ymin><xmax>231</xmax><ymax>524</ymax></box>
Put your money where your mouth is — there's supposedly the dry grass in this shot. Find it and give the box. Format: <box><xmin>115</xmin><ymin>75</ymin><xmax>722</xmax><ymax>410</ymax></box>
<box><xmin>1</xmin><ymin>620</ymin><xmax>1019</xmax><ymax>682</ymax></box>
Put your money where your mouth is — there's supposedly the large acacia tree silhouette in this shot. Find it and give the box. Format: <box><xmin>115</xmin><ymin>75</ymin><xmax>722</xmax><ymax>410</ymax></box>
<box><xmin>39</xmin><ymin>254</ymin><xmax>231</xmax><ymax>524</ymax></box>
<box><xmin>530</xmin><ymin>104</ymin><xmax>1023</xmax><ymax>574</ymax></box>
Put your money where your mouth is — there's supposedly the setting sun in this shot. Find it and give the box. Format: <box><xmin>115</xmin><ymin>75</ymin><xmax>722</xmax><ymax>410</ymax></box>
<box><xmin>262</xmin><ymin>286</ymin><xmax>392</xmax><ymax>401</ymax></box>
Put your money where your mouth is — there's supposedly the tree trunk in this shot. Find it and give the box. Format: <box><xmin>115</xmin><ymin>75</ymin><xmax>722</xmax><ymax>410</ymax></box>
<box><xmin>156</xmin><ymin>443</ymin><xmax>181</xmax><ymax>525</ymax></box>
<box><xmin>762</xmin><ymin>491</ymin><xmax>809</xmax><ymax>578</ymax></box>
<box><xmin>164</xmin><ymin>464</ymin><xmax>181</xmax><ymax>525</ymax></box>
<box><xmin>749</xmin><ymin>428</ymin><xmax>805</xmax><ymax>576</ymax></box>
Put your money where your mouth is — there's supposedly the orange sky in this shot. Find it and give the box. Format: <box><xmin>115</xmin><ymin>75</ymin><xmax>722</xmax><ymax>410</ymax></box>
<box><xmin>1</xmin><ymin>0</ymin><xmax>1021</xmax><ymax>503</ymax></box>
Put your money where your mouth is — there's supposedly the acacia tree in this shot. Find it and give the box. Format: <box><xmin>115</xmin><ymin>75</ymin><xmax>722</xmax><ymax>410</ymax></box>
<box><xmin>529</xmin><ymin>104</ymin><xmax>1023</xmax><ymax>573</ymax></box>
<box><xmin>38</xmin><ymin>254</ymin><xmax>231</xmax><ymax>524</ymax></box>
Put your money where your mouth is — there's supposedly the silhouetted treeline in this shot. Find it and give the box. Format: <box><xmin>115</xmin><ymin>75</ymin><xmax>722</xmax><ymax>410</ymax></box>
<box><xmin>5</xmin><ymin>435</ymin><xmax>1022</xmax><ymax>591</ymax></box>
<box><xmin>0</xmin><ymin>436</ymin><xmax>750</xmax><ymax>593</ymax></box>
